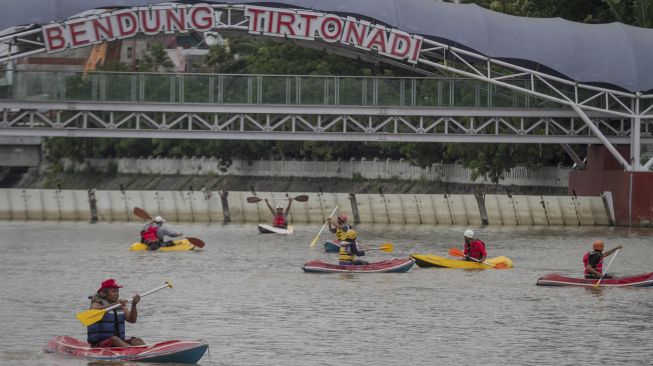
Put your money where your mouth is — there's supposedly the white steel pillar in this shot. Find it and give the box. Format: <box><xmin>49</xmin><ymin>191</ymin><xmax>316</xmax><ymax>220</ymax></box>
<box><xmin>571</xmin><ymin>104</ymin><xmax>632</xmax><ymax>171</ymax></box>
<box><xmin>631</xmin><ymin>95</ymin><xmax>642</xmax><ymax>171</ymax></box>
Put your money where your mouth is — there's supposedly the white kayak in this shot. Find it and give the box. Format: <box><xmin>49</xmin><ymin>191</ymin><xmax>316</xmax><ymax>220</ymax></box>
<box><xmin>258</xmin><ymin>224</ymin><xmax>294</xmax><ymax>235</ymax></box>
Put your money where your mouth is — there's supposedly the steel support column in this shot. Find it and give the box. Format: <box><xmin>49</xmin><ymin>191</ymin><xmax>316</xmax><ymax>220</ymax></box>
<box><xmin>631</xmin><ymin>96</ymin><xmax>642</xmax><ymax>170</ymax></box>
<box><xmin>560</xmin><ymin>144</ymin><xmax>585</xmax><ymax>169</ymax></box>
<box><xmin>570</xmin><ymin>104</ymin><xmax>632</xmax><ymax>171</ymax></box>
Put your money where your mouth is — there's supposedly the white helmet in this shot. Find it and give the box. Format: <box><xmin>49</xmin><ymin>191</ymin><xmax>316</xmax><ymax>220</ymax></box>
<box><xmin>275</xmin><ymin>204</ymin><xmax>283</xmax><ymax>209</ymax></box>
<box><xmin>154</xmin><ymin>216</ymin><xmax>165</xmax><ymax>223</ymax></box>
<box><xmin>463</xmin><ymin>229</ymin><xmax>475</xmax><ymax>239</ymax></box>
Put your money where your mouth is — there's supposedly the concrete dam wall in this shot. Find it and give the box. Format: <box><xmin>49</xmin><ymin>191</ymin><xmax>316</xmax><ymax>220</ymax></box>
<box><xmin>0</xmin><ymin>188</ymin><xmax>613</xmax><ymax>226</ymax></box>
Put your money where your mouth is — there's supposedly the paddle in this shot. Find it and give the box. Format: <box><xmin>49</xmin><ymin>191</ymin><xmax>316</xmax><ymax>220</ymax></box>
<box><xmin>363</xmin><ymin>243</ymin><xmax>394</xmax><ymax>253</ymax></box>
<box><xmin>310</xmin><ymin>205</ymin><xmax>339</xmax><ymax>248</ymax></box>
<box><xmin>76</xmin><ymin>281</ymin><xmax>173</xmax><ymax>326</ymax></box>
<box><xmin>133</xmin><ymin>207</ymin><xmax>152</xmax><ymax>220</ymax></box>
<box><xmin>186</xmin><ymin>237</ymin><xmax>205</xmax><ymax>249</ymax></box>
<box><xmin>247</xmin><ymin>195</ymin><xmax>309</xmax><ymax>203</ymax></box>
<box><xmin>594</xmin><ymin>249</ymin><xmax>620</xmax><ymax>288</ymax></box>
<box><xmin>132</xmin><ymin>207</ymin><xmax>205</xmax><ymax>248</ymax></box>
<box><xmin>448</xmin><ymin>247</ymin><xmax>508</xmax><ymax>269</ymax></box>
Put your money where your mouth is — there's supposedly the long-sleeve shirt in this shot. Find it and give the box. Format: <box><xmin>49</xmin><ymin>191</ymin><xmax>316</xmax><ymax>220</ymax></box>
<box><xmin>156</xmin><ymin>225</ymin><xmax>181</xmax><ymax>239</ymax></box>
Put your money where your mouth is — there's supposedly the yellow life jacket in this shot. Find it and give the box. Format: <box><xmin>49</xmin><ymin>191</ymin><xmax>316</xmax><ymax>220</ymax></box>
<box><xmin>335</xmin><ymin>224</ymin><xmax>352</xmax><ymax>241</ymax></box>
<box><xmin>339</xmin><ymin>243</ymin><xmax>354</xmax><ymax>264</ymax></box>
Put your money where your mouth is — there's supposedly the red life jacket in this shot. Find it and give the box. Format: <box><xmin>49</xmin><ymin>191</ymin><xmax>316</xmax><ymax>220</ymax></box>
<box><xmin>142</xmin><ymin>225</ymin><xmax>158</xmax><ymax>242</ymax></box>
<box><xmin>583</xmin><ymin>251</ymin><xmax>603</xmax><ymax>276</ymax></box>
<box><xmin>464</xmin><ymin>240</ymin><xmax>487</xmax><ymax>260</ymax></box>
<box><xmin>273</xmin><ymin>213</ymin><xmax>287</xmax><ymax>228</ymax></box>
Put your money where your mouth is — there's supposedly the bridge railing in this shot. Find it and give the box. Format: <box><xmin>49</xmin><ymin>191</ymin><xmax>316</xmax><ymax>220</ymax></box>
<box><xmin>0</xmin><ymin>69</ymin><xmax>565</xmax><ymax>109</ymax></box>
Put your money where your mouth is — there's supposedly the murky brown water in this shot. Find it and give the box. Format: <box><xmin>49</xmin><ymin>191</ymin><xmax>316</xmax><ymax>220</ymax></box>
<box><xmin>0</xmin><ymin>221</ymin><xmax>652</xmax><ymax>365</ymax></box>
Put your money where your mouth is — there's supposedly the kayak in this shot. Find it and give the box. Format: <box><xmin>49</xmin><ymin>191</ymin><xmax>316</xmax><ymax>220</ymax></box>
<box><xmin>258</xmin><ymin>224</ymin><xmax>294</xmax><ymax>235</ymax></box>
<box><xmin>45</xmin><ymin>336</ymin><xmax>208</xmax><ymax>364</ymax></box>
<box><xmin>130</xmin><ymin>239</ymin><xmax>196</xmax><ymax>251</ymax></box>
<box><xmin>410</xmin><ymin>254</ymin><xmax>514</xmax><ymax>269</ymax></box>
<box><xmin>536</xmin><ymin>272</ymin><xmax>653</xmax><ymax>287</ymax></box>
<box><xmin>324</xmin><ymin>240</ymin><xmax>342</xmax><ymax>252</ymax></box>
<box><xmin>302</xmin><ymin>258</ymin><xmax>415</xmax><ymax>273</ymax></box>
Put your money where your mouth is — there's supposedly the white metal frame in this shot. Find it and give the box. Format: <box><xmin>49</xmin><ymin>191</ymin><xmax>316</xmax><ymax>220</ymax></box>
<box><xmin>0</xmin><ymin>3</ymin><xmax>652</xmax><ymax>170</ymax></box>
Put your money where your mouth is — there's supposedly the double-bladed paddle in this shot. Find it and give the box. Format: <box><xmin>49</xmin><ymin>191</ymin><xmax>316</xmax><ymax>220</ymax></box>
<box><xmin>246</xmin><ymin>195</ymin><xmax>309</xmax><ymax>203</ymax></box>
<box><xmin>310</xmin><ymin>205</ymin><xmax>339</xmax><ymax>248</ymax></box>
<box><xmin>132</xmin><ymin>207</ymin><xmax>205</xmax><ymax>248</ymax></box>
<box><xmin>75</xmin><ymin>281</ymin><xmax>173</xmax><ymax>326</ymax></box>
<box><xmin>448</xmin><ymin>247</ymin><xmax>508</xmax><ymax>269</ymax></box>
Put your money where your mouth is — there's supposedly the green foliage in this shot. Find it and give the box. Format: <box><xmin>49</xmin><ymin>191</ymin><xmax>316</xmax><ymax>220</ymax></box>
<box><xmin>461</xmin><ymin>0</ymin><xmax>612</xmax><ymax>22</ymax></box>
<box><xmin>107</xmin><ymin>161</ymin><xmax>118</xmax><ymax>175</ymax></box>
<box><xmin>206</xmin><ymin>38</ymin><xmax>406</xmax><ymax>76</ymax></box>
<box><xmin>97</xmin><ymin>61</ymin><xmax>131</xmax><ymax>72</ymax></box>
<box><xmin>459</xmin><ymin>0</ymin><xmax>653</xmax><ymax>27</ymax></box>
<box><xmin>138</xmin><ymin>42</ymin><xmax>174</xmax><ymax>72</ymax></box>
<box><xmin>601</xmin><ymin>0</ymin><xmax>653</xmax><ymax>27</ymax></box>
<box><xmin>399</xmin><ymin>143</ymin><xmax>450</xmax><ymax>168</ymax></box>
<box><xmin>442</xmin><ymin>143</ymin><xmax>568</xmax><ymax>183</ymax></box>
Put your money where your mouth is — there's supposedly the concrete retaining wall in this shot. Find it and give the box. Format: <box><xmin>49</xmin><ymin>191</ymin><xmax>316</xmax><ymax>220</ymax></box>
<box><xmin>0</xmin><ymin>188</ymin><xmax>612</xmax><ymax>226</ymax></box>
<box><xmin>63</xmin><ymin>157</ymin><xmax>571</xmax><ymax>187</ymax></box>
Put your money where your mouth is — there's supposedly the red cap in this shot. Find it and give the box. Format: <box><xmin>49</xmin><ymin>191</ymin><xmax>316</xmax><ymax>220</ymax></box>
<box><xmin>97</xmin><ymin>279</ymin><xmax>123</xmax><ymax>293</ymax></box>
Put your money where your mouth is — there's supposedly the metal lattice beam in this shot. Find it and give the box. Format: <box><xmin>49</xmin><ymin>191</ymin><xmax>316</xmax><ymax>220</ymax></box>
<box><xmin>2</xmin><ymin>108</ymin><xmax>652</xmax><ymax>145</ymax></box>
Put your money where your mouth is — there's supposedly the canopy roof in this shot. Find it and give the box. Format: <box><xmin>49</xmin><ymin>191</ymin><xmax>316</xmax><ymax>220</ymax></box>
<box><xmin>4</xmin><ymin>0</ymin><xmax>653</xmax><ymax>93</ymax></box>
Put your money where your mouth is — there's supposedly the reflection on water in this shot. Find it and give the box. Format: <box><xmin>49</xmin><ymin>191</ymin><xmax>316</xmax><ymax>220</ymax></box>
<box><xmin>0</xmin><ymin>222</ymin><xmax>652</xmax><ymax>365</ymax></box>
<box><xmin>584</xmin><ymin>286</ymin><xmax>607</xmax><ymax>299</ymax></box>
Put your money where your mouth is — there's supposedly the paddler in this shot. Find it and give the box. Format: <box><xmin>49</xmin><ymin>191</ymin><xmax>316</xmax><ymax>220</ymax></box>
<box><xmin>140</xmin><ymin>216</ymin><xmax>183</xmax><ymax>250</ymax></box>
<box><xmin>327</xmin><ymin>214</ymin><xmax>352</xmax><ymax>241</ymax></box>
<box><xmin>87</xmin><ymin>279</ymin><xmax>145</xmax><ymax>347</ymax></box>
<box><xmin>583</xmin><ymin>240</ymin><xmax>622</xmax><ymax>279</ymax></box>
<box><xmin>264</xmin><ymin>197</ymin><xmax>293</xmax><ymax>228</ymax></box>
<box><xmin>339</xmin><ymin>229</ymin><xmax>368</xmax><ymax>265</ymax></box>
<box><xmin>462</xmin><ymin>229</ymin><xmax>487</xmax><ymax>263</ymax></box>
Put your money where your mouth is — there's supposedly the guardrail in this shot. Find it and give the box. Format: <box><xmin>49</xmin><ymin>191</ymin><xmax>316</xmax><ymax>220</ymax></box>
<box><xmin>1</xmin><ymin>69</ymin><xmax>564</xmax><ymax>109</ymax></box>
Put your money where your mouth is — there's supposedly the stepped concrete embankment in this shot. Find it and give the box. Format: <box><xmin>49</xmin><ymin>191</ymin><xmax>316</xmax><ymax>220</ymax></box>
<box><xmin>0</xmin><ymin>188</ymin><xmax>613</xmax><ymax>226</ymax></box>
<box><xmin>1</xmin><ymin>158</ymin><xmax>613</xmax><ymax>226</ymax></box>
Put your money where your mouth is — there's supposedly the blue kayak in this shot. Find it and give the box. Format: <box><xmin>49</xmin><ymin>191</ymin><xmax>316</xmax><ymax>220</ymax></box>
<box><xmin>323</xmin><ymin>240</ymin><xmax>342</xmax><ymax>252</ymax></box>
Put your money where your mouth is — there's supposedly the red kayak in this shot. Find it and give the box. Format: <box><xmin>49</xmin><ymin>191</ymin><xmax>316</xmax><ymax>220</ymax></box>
<box><xmin>302</xmin><ymin>258</ymin><xmax>414</xmax><ymax>273</ymax></box>
<box><xmin>45</xmin><ymin>336</ymin><xmax>208</xmax><ymax>363</ymax></box>
<box><xmin>536</xmin><ymin>272</ymin><xmax>653</xmax><ymax>287</ymax></box>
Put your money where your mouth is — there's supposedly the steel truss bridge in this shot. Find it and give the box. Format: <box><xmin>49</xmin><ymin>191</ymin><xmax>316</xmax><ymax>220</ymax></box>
<box><xmin>0</xmin><ymin>3</ymin><xmax>652</xmax><ymax>171</ymax></box>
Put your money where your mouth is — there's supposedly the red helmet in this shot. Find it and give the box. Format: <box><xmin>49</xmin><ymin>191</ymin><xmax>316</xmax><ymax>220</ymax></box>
<box><xmin>337</xmin><ymin>214</ymin><xmax>348</xmax><ymax>222</ymax></box>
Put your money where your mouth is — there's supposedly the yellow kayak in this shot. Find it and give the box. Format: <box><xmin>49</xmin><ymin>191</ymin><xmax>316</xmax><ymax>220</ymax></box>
<box><xmin>410</xmin><ymin>254</ymin><xmax>513</xmax><ymax>269</ymax></box>
<box><xmin>130</xmin><ymin>239</ymin><xmax>196</xmax><ymax>251</ymax></box>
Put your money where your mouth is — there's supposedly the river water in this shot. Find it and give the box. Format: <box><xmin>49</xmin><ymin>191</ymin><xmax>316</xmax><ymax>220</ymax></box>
<box><xmin>0</xmin><ymin>221</ymin><xmax>651</xmax><ymax>365</ymax></box>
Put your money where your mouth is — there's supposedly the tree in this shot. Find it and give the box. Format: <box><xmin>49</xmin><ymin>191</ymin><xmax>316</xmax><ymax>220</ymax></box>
<box><xmin>138</xmin><ymin>42</ymin><xmax>174</xmax><ymax>72</ymax></box>
<box><xmin>601</xmin><ymin>0</ymin><xmax>653</xmax><ymax>27</ymax></box>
